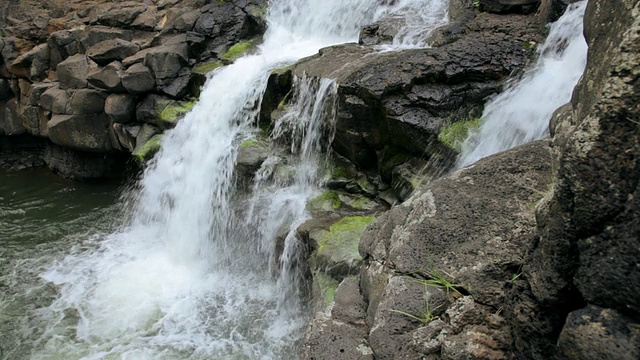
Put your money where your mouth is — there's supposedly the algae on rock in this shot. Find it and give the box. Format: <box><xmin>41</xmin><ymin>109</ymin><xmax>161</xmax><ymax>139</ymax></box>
<box><xmin>438</xmin><ymin>118</ymin><xmax>481</xmax><ymax>151</ymax></box>
<box><xmin>221</xmin><ymin>41</ymin><xmax>257</xmax><ymax>62</ymax></box>
<box><xmin>312</xmin><ymin>216</ymin><xmax>375</xmax><ymax>278</ymax></box>
<box><xmin>133</xmin><ymin>134</ymin><xmax>163</xmax><ymax>163</ymax></box>
<box><xmin>159</xmin><ymin>99</ymin><xmax>197</xmax><ymax>124</ymax></box>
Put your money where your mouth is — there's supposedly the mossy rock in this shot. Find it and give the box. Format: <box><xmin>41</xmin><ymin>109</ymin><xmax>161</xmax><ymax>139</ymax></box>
<box><xmin>311</xmin><ymin>216</ymin><xmax>375</xmax><ymax>278</ymax></box>
<box><xmin>132</xmin><ymin>134</ymin><xmax>163</xmax><ymax>163</ymax></box>
<box><xmin>313</xmin><ymin>272</ymin><xmax>340</xmax><ymax>311</ymax></box>
<box><xmin>391</xmin><ymin>161</ymin><xmax>426</xmax><ymax>202</ymax></box>
<box><xmin>307</xmin><ymin>190</ymin><xmax>384</xmax><ymax>215</ymax></box>
<box><xmin>158</xmin><ymin>99</ymin><xmax>197</xmax><ymax>125</ymax></box>
<box><xmin>221</xmin><ymin>41</ymin><xmax>257</xmax><ymax>62</ymax></box>
<box><xmin>438</xmin><ymin>118</ymin><xmax>481</xmax><ymax>151</ymax></box>
<box><xmin>338</xmin><ymin>193</ymin><xmax>382</xmax><ymax>211</ymax></box>
<box><xmin>193</xmin><ymin>60</ymin><xmax>223</xmax><ymax>75</ymax></box>
<box><xmin>307</xmin><ymin>191</ymin><xmax>342</xmax><ymax>213</ymax></box>
<box><xmin>239</xmin><ymin>137</ymin><xmax>265</xmax><ymax>149</ymax></box>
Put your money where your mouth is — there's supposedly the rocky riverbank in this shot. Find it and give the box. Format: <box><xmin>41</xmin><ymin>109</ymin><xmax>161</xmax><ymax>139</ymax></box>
<box><xmin>1</xmin><ymin>0</ymin><xmax>266</xmax><ymax>179</ymax></box>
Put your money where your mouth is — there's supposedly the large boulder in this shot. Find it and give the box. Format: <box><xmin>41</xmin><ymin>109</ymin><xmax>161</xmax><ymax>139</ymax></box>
<box><xmin>40</xmin><ymin>85</ymin><xmax>70</xmax><ymax>114</ymax></box>
<box><xmin>87</xmin><ymin>61</ymin><xmax>126</xmax><ymax>92</ymax></box>
<box><xmin>65</xmin><ymin>89</ymin><xmax>108</xmax><ymax>115</ymax></box>
<box><xmin>142</xmin><ymin>43</ymin><xmax>189</xmax><ymax>84</ymax></box>
<box><xmin>79</xmin><ymin>26</ymin><xmax>133</xmax><ymax>51</ymax></box>
<box><xmin>48</xmin><ymin>113</ymin><xmax>111</xmax><ymax>152</ymax></box>
<box><xmin>163</xmin><ymin>7</ymin><xmax>201</xmax><ymax>32</ymax></box>
<box><xmin>0</xmin><ymin>98</ymin><xmax>25</xmax><ymax>136</ymax></box>
<box><xmin>121</xmin><ymin>63</ymin><xmax>156</xmax><ymax>94</ymax></box>
<box><xmin>9</xmin><ymin>43</ymin><xmax>50</xmax><ymax>81</ymax></box>
<box><xmin>86</xmin><ymin>39</ymin><xmax>140</xmax><ymax>66</ymax></box>
<box><xmin>44</xmin><ymin>143</ymin><xmax>124</xmax><ymax>180</ymax></box>
<box><xmin>48</xmin><ymin>29</ymin><xmax>82</xmax><ymax>70</ymax></box>
<box><xmin>105</xmin><ymin>93</ymin><xmax>135</xmax><ymax>123</ymax></box>
<box><xmin>141</xmin><ymin>43</ymin><xmax>191</xmax><ymax>97</ymax></box>
<box><xmin>87</xmin><ymin>2</ymin><xmax>148</xmax><ymax>28</ymax></box>
<box><xmin>57</xmin><ymin>54</ymin><xmax>98</xmax><ymax>89</ymax></box>
<box><xmin>194</xmin><ymin>0</ymin><xmax>266</xmax><ymax>50</ymax></box>
<box><xmin>556</xmin><ymin>306</ymin><xmax>640</xmax><ymax>360</ymax></box>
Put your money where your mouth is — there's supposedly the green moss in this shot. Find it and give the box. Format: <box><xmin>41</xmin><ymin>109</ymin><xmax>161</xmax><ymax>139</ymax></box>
<box><xmin>133</xmin><ymin>134</ymin><xmax>163</xmax><ymax>163</ymax></box>
<box><xmin>316</xmin><ymin>273</ymin><xmax>340</xmax><ymax>307</ymax></box>
<box><xmin>193</xmin><ymin>60</ymin><xmax>223</xmax><ymax>74</ymax></box>
<box><xmin>307</xmin><ymin>191</ymin><xmax>341</xmax><ymax>212</ymax></box>
<box><xmin>248</xmin><ymin>4</ymin><xmax>266</xmax><ymax>19</ymax></box>
<box><xmin>240</xmin><ymin>138</ymin><xmax>260</xmax><ymax>149</ymax></box>
<box><xmin>316</xmin><ymin>216</ymin><xmax>375</xmax><ymax>264</ymax></box>
<box><xmin>221</xmin><ymin>41</ymin><xmax>256</xmax><ymax>62</ymax></box>
<box><xmin>159</xmin><ymin>99</ymin><xmax>197</xmax><ymax>123</ymax></box>
<box><xmin>342</xmin><ymin>195</ymin><xmax>379</xmax><ymax>211</ymax></box>
<box><xmin>273</xmin><ymin>64</ymin><xmax>294</xmax><ymax>75</ymax></box>
<box><xmin>438</xmin><ymin>118</ymin><xmax>481</xmax><ymax>151</ymax></box>
<box><xmin>332</xmin><ymin>166</ymin><xmax>350</xmax><ymax>179</ymax></box>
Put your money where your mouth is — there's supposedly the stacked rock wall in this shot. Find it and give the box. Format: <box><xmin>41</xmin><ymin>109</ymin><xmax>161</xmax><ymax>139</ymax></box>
<box><xmin>0</xmin><ymin>0</ymin><xmax>266</xmax><ymax>178</ymax></box>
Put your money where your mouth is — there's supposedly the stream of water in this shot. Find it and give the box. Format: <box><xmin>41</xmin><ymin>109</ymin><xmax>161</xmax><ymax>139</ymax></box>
<box><xmin>457</xmin><ymin>1</ymin><xmax>588</xmax><ymax>167</ymax></box>
<box><xmin>0</xmin><ymin>1</ymin><xmax>449</xmax><ymax>359</ymax></box>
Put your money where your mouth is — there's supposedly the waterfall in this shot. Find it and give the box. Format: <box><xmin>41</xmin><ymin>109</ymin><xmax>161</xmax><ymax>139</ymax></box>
<box><xmin>457</xmin><ymin>1</ymin><xmax>588</xmax><ymax>168</ymax></box>
<box><xmin>26</xmin><ymin>1</ymin><xmax>446</xmax><ymax>359</ymax></box>
<box><xmin>382</xmin><ymin>0</ymin><xmax>449</xmax><ymax>49</ymax></box>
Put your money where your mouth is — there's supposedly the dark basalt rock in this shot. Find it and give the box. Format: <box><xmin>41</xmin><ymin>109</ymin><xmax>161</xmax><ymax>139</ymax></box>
<box><xmin>44</xmin><ymin>142</ymin><xmax>125</xmax><ymax>180</ymax></box>
<box><xmin>293</xmin><ymin>9</ymin><xmax>540</xmax><ymax>177</ymax></box>
<box><xmin>0</xmin><ymin>98</ymin><xmax>25</xmax><ymax>136</ymax></box>
<box><xmin>556</xmin><ymin>306</ymin><xmax>640</xmax><ymax>360</ymax></box>
<box><xmin>87</xmin><ymin>39</ymin><xmax>140</xmax><ymax>66</ymax></box>
<box><xmin>57</xmin><ymin>54</ymin><xmax>98</xmax><ymax>90</ymax></box>
<box><xmin>480</xmin><ymin>0</ymin><xmax>541</xmax><ymax>14</ymax></box>
<box><xmin>121</xmin><ymin>63</ymin><xmax>156</xmax><ymax>94</ymax></box>
<box><xmin>87</xmin><ymin>61</ymin><xmax>126</xmax><ymax>92</ymax></box>
<box><xmin>9</xmin><ymin>43</ymin><xmax>50</xmax><ymax>81</ymax></box>
<box><xmin>48</xmin><ymin>113</ymin><xmax>111</xmax><ymax>152</ymax></box>
<box><xmin>105</xmin><ymin>94</ymin><xmax>135</xmax><ymax>123</ymax></box>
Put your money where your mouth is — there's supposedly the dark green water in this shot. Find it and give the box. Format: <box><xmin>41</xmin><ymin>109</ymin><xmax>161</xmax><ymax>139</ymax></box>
<box><xmin>0</xmin><ymin>168</ymin><xmax>122</xmax><ymax>360</ymax></box>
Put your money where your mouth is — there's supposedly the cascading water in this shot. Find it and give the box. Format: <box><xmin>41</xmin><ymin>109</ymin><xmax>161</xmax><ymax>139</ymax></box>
<box><xmin>3</xmin><ymin>1</ymin><xmax>446</xmax><ymax>359</ymax></box>
<box><xmin>379</xmin><ymin>0</ymin><xmax>449</xmax><ymax>49</ymax></box>
<box><xmin>457</xmin><ymin>1</ymin><xmax>588</xmax><ymax>168</ymax></box>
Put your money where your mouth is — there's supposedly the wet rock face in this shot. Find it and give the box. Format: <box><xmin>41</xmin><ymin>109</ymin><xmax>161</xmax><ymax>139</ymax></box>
<box><xmin>302</xmin><ymin>140</ymin><xmax>553</xmax><ymax>359</ymax></box>
<box><xmin>293</xmin><ymin>8</ymin><xmax>540</xmax><ymax>184</ymax></box>
<box><xmin>506</xmin><ymin>0</ymin><xmax>640</xmax><ymax>358</ymax></box>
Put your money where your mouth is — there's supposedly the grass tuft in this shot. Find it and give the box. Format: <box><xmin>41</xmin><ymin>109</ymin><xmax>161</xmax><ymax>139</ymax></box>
<box><xmin>391</xmin><ymin>282</ymin><xmax>440</xmax><ymax>323</ymax></box>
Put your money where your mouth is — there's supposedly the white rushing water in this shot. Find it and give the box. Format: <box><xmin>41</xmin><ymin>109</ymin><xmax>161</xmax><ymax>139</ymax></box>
<box><xmin>25</xmin><ymin>1</ymin><xmax>447</xmax><ymax>359</ymax></box>
<box><xmin>457</xmin><ymin>1</ymin><xmax>588</xmax><ymax>167</ymax></box>
<box><xmin>378</xmin><ymin>0</ymin><xmax>449</xmax><ymax>49</ymax></box>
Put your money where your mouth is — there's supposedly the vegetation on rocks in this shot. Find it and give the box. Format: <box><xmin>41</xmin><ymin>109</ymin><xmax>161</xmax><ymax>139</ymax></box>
<box><xmin>316</xmin><ymin>216</ymin><xmax>375</xmax><ymax>263</ymax></box>
<box><xmin>221</xmin><ymin>41</ymin><xmax>256</xmax><ymax>62</ymax></box>
<box><xmin>438</xmin><ymin>117</ymin><xmax>481</xmax><ymax>151</ymax></box>
<box><xmin>159</xmin><ymin>99</ymin><xmax>197</xmax><ymax>124</ymax></box>
<box><xmin>133</xmin><ymin>134</ymin><xmax>163</xmax><ymax>163</ymax></box>
<box><xmin>193</xmin><ymin>60</ymin><xmax>223</xmax><ymax>74</ymax></box>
